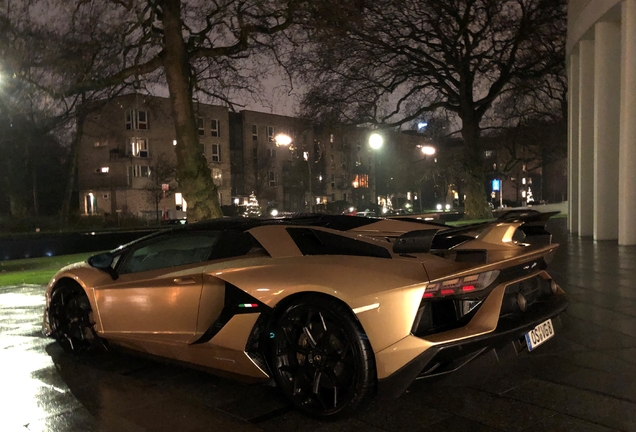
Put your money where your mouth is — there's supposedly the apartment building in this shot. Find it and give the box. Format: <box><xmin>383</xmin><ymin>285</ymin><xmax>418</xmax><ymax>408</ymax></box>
<box><xmin>229</xmin><ymin>110</ymin><xmax>316</xmax><ymax>211</ymax></box>
<box><xmin>78</xmin><ymin>93</ymin><xmax>439</xmax><ymax>218</ymax></box>
<box><xmin>317</xmin><ymin>126</ymin><xmax>377</xmax><ymax>211</ymax></box>
<box><xmin>78</xmin><ymin>94</ymin><xmax>231</xmax><ymax>218</ymax></box>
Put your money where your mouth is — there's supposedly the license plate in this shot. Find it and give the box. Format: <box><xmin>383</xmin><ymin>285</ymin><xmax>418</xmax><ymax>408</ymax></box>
<box><xmin>525</xmin><ymin>319</ymin><xmax>555</xmax><ymax>351</ymax></box>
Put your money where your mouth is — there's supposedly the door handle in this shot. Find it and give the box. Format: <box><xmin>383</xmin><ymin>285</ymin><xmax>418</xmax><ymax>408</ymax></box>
<box><xmin>173</xmin><ymin>277</ymin><xmax>197</xmax><ymax>285</ymax></box>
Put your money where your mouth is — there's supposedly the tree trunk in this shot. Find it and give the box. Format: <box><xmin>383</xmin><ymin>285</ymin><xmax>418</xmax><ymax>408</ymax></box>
<box><xmin>460</xmin><ymin>115</ymin><xmax>492</xmax><ymax>220</ymax></box>
<box><xmin>155</xmin><ymin>195</ymin><xmax>160</xmax><ymax>223</ymax></box>
<box><xmin>160</xmin><ymin>0</ymin><xmax>222</xmax><ymax>222</ymax></box>
<box><xmin>24</xmin><ymin>131</ymin><xmax>39</xmax><ymax>217</ymax></box>
<box><xmin>32</xmin><ymin>155</ymin><xmax>39</xmax><ymax>217</ymax></box>
<box><xmin>61</xmin><ymin>103</ymin><xmax>87</xmax><ymax>227</ymax></box>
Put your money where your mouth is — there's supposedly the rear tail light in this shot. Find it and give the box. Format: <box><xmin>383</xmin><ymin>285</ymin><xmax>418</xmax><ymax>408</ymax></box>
<box><xmin>424</xmin><ymin>270</ymin><xmax>500</xmax><ymax>299</ymax></box>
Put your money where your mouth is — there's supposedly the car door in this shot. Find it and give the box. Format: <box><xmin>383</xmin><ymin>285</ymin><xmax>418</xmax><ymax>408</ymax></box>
<box><xmin>94</xmin><ymin>231</ymin><xmax>220</xmax><ymax>343</ymax></box>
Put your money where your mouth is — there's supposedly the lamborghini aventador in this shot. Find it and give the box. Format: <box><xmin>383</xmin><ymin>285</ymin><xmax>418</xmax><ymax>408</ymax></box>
<box><xmin>43</xmin><ymin>211</ymin><xmax>568</xmax><ymax>417</ymax></box>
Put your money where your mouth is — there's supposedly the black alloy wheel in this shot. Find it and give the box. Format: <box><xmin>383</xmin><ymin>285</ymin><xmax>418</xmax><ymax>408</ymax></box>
<box><xmin>269</xmin><ymin>295</ymin><xmax>376</xmax><ymax>418</ymax></box>
<box><xmin>48</xmin><ymin>284</ymin><xmax>101</xmax><ymax>354</ymax></box>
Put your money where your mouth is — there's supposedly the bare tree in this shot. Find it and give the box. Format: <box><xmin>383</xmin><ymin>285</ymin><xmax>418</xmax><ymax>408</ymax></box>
<box><xmin>2</xmin><ymin>0</ymin><xmax>301</xmax><ymax>221</ymax></box>
<box><xmin>491</xmin><ymin>58</ymin><xmax>568</xmax><ymax>202</ymax></box>
<box><xmin>1</xmin><ymin>1</ymin><xmax>133</xmax><ymax>224</ymax></box>
<box><xmin>296</xmin><ymin>0</ymin><xmax>566</xmax><ymax>218</ymax></box>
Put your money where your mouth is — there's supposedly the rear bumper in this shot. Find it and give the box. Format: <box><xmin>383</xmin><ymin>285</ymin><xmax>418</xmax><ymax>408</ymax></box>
<box><xmin>377</xmin><ymin>293</ymin><xmax>569</xmax><ymax>399</ymax></box>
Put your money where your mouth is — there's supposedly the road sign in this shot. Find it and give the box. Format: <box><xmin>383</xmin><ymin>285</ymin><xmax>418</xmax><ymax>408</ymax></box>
<box><xmin>162</xmin><ymin>183</ymin><xmax>170</xmax><ymax>191</ymax></box>
<box><xmin>492</xmin><ymin>179</ymin><xmax>501</xmax><ymax>191</ymax></box>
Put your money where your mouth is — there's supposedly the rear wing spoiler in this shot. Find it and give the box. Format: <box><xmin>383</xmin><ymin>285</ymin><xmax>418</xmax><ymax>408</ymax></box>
<box><xmin>392</xmin><ymin>210</ymin><xmax>559</xmax><ymax>254</ymax></box>
<box><xmin>495</xmin><ymin>210</ymin><xmax>559</xmax><ymax>246</ymax></box>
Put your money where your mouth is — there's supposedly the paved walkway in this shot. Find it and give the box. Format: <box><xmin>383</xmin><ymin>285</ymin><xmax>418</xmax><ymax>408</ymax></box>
<box><xmin>1</xmin><ymin>219</ymin><xmax>635</xmax><ymax>431</ymax></box>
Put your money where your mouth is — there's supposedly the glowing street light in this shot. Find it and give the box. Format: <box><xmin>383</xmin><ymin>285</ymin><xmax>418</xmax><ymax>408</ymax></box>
<box><xmin>273</xmin><ymin>132</ymin><xmax>314</xmax><ymax>212</ymax></box>
<box><xmin>274</xmin><ymin>133</ymin><xmax>292</xmax><ymax>146</ymax></box>
<box><xmin>421</xmin><ymin>145</ymin><xmax>436</xmax><ymax>156</ymax></box>
<box><xmin>369</xmin><ymin>133</ymin><xmax>383</xmax><ymax>150</ymax></box>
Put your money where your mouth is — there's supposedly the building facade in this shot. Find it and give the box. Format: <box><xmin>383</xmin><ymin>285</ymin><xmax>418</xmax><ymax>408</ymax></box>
<box><xmin>79</xmin><ymin>94</ymin><xmax>439</xmax><ymax>218</ymax></box>
<box><xmin>79</xmin><ymin>94</ymin><xmax>231</xmax><ymax>218</ymax></box>
<box><xmin>568</xmin><ymin>0</ymin><xmax>636</xmax><ymax>244</ymax></box>
<box><xmin>230</xmin><ymin>110</ymin><xmax>315</xmax><ymax>211</ymax></box>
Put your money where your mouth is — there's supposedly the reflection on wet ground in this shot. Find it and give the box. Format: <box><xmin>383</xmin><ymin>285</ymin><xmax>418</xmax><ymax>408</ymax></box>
<box><xmin>2</xmin><ymin>219</ymin><xmax>636</xmax><ymax>431</ymax></box>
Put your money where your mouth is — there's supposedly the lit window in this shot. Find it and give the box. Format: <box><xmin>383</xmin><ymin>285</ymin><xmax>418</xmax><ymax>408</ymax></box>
<box><xmin>125</xmin><ymin>109</ymin><xmax>148</xmax><ymax>130</ymax></box>
<box><xmin>330</xmin><ymin>134</ymin><xmax>334</xmax><ymax>143</ymax></box>
<box><xmin>130</xmin><ymin>138</ymin><xmax>149</xmax><ymax>158</ymax></box>
<box><xmin>197</xmin><ymin>118</ymin><xmax>205</xmax><ymax>135</ymax></box>
<box><xmin>95</xmin><ymin>167</ymin><xmax>109</xmax><ymax>174</ymax></box>
<box><xmin>173</xmin><ymin>139</ymin><xmax>177</xmax><ymax>146</ymax></box>
<box><xmin>267</xmin><ymin>126</ymin><xmax>274</xmax><ymax>142</ymax></box>
<box><xmin>175</xmin><ymin>192</ymin><xmax>187</xmax><ymax>212</ymax></box>
<box><xmin>211</xmin><ymin>119</ymin><xmax>220</xmax><ymax>137</ymax></box>
<box><xmin>252</xmin><ymin>124</ymin><xmax>258</xmax><ymax>141</ymax></box>
<box><xmin>212</xmin><ymin>144</ymin><xmax>221</xmax><ymax>162</ymax></box>
<box><xmin>352</xmin><ymin>174</ymin><xmax>368</xmax><ymax>188</ymax></box>
<box><xmin>212</xmin><ymin>168</ymin><xmax>222</xmax><ymax>186</ymax></box>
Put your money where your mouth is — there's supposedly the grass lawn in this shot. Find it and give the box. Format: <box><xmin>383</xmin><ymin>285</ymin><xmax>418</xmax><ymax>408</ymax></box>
<box><xmin>0</xmin><ymin>252</ymin><xmax>96</xmax><ymax>286</ymax></box>
<box><xmin>445</xmin><ymin>218</ymin><xmax>495</xmax><ymax>227</ymax></box>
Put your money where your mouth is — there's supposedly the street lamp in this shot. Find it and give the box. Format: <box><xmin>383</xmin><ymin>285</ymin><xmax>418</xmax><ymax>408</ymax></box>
<box><xmin>274</xmin><ymin>133</ymin><xmax>313</xmax><ymax>212</ymax></box>
<box><xmin>368</xmin><ymin>133</ymin><xmax>386</xmax><ymax>212</ymax></box>
<box><xmin>369</xmin><ymin>133</ymin><xmax>383</xmax><ymax>150</ymax></box>
<box><xmin>274</xmin><ymin>133</ymin><xmax>292</xmax><ymax>147</ymax></box>
<box><xmin>421</xmin><ymin>145</ymin><xmax>436</xmax><ymax>156</ymax></box>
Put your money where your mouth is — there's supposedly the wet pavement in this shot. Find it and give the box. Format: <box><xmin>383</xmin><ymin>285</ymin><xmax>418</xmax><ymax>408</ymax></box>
<box><xmin>1</xmin><ymin>219</ymin><xmax>636</xmax><ymax>431</ymax></box>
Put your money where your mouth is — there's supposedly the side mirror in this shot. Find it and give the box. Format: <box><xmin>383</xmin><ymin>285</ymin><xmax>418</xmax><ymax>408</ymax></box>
<box><xmin>88</xmin><ymin>252</ymin><xmax>118</xmax><ymax>280</ymax></box>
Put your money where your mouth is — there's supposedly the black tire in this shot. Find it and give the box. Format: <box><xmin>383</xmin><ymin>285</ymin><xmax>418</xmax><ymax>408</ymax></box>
<box><xmin>48</xmin><ymin>283</ymin><xmax>102</xmax><ymax>354</ymax></box>
<box><xmin>268</xmin><ymin>295</ymin><xmax>377</xmax><ymax>418</ymax></box>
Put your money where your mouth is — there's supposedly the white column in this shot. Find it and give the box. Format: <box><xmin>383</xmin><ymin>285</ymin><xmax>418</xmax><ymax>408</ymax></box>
<box><xmin>594</xmin><ymin>21</ymin><xmax>621</xmax><ymax>240</ymax></box>
<box><xmin>620</xmin><ymin>0</ymin><xmax>636</xmax><ymax>245</ymax></box>
<box><xmin>578</xmin><ymin>39</ymin><xmax>595</xmax><ymax>237</ymax></box>
<box><xmin>568</xmin><ymin>49</ymin><xmax>580</xmax><ymax>234</ymax></box>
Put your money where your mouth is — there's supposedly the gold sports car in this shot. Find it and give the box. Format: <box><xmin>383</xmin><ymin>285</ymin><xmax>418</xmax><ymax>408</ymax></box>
<box><xmin>43</xmin><ymin>212</ymin><xmax>568</xmax><ymax>418</ymax></box>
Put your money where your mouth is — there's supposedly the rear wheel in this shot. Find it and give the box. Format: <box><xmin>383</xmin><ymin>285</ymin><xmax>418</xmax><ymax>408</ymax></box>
<box><xmin>48</xmin><ymin>283</ymin><xmax>102</xmax><ymax>354</ymax></box>
<box><xmin>268</xmin><ymin>295</ymin><xmax>376</xmax><ymax>418</ymax></box>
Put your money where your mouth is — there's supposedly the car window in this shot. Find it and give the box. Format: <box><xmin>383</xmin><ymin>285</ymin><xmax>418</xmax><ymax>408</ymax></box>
<box><xmin>118</xmin><ymin>232</ymin><xmax>220</xmax><ymax>274</ymax></box>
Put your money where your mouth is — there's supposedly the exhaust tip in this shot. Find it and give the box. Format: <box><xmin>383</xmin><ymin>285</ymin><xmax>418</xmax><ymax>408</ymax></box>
<box><xmin>516</xmin><ymin>293</ymin><xmax>527</xmax><ymax>312</ymax></box>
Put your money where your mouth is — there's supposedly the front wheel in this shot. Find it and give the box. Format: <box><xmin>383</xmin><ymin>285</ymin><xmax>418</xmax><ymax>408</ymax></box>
<box><xmin>268</xmin><ymin>295</ymin><xmax>377</xmax><ymax>418</ymax></box>
<box><xmin>48</xmin><ymin>284</ymin><xmax>102</xmax><ymax>354</ymax></box>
